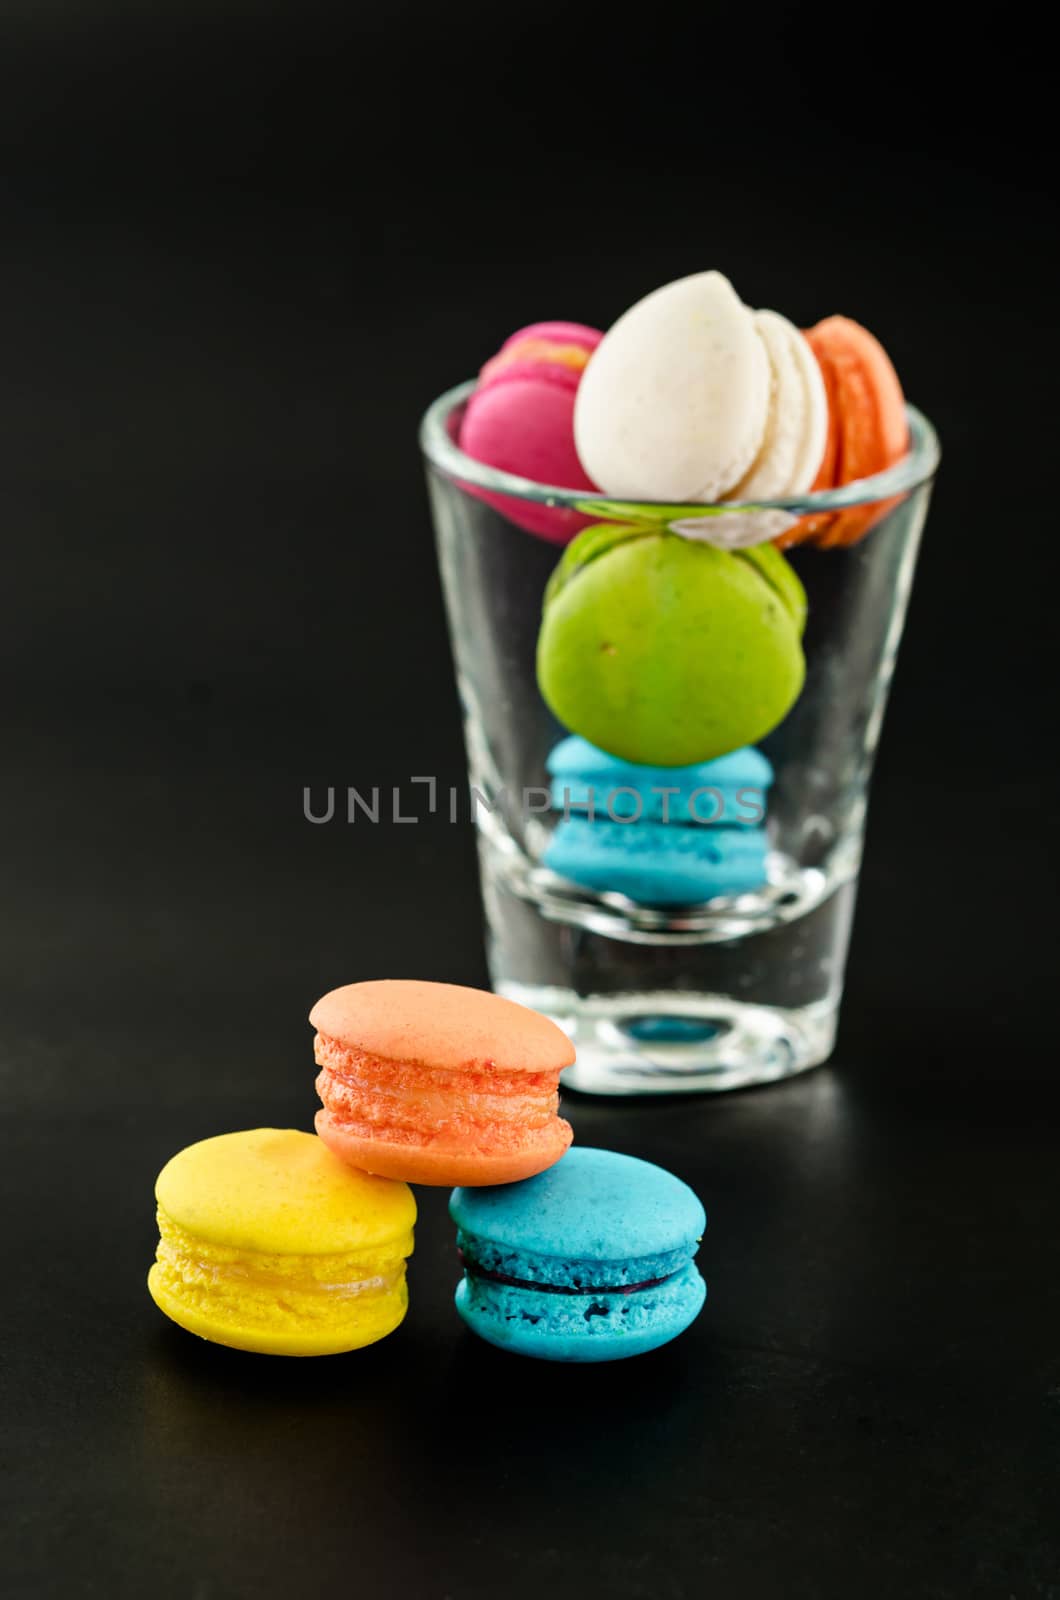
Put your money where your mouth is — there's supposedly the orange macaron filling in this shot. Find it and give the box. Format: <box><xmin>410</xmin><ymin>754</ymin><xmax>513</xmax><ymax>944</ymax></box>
<box><xmin>314</xmin><ymin>1034</ymin><xmax>562</xmax><ymax>1147</ymax></box>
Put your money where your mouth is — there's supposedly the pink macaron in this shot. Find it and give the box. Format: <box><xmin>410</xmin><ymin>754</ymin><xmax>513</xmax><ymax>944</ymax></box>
<box><xmin>458</xmin><ymin>321</ymin><xmax>603</xmax><ymax>544</ymax></box>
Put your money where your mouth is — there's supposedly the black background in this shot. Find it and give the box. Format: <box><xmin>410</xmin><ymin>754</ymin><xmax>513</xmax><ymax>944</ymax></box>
<box><xmin>3</xmin><ymin>6</ymin><xmax>1058</xmax><ymax>1598</ymax></box>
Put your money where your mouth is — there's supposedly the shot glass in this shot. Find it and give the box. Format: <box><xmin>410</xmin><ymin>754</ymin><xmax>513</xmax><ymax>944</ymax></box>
<box><xmin>421</xmin><ymin>383</ymin><xmax>940</xmax><ymax>1094</ymax></box>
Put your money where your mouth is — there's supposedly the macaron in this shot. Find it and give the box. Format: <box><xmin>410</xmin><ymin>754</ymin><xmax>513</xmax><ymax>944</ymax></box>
<box><xmin>536</xmin><ymin>522</ymin><xmax>806</xmax><ymax>766</ymax></box>
<box><xmin>450</xmin><ymin>1147</ymin><xmax>707</xmax><ymax>1361</ymax></box>
<box><xmin>573</xmin><ymin>272</ymin><xmax>828</xmax><ymax>547</ymax></box>
<box><xmin>312</xmin><ymin>979</ymin><xmax>575</xmax><ymax>1186</ymax></box>
<box><xmin>148</xmin><ymin>1129</ymin><xmax>416</xmax><ymax>1356</ymax></box>
<box><xmin>544</xmin><ymin>738</ymin><xmax>772</xmax><ymax>905</ymax></box>
<box><xmin>779</xmin><ymin>315</ymin><xmax>909</xmax><ymax>549</ymax></box>
<box><xmin>459</xmin><ymin>321</ymin><xmax>603</xmax><ymax>544</ymax></box>
<box><xmin>574</xmin><ymin>271</ymin><xmax>771</xmax><ymax>504</ymax></box>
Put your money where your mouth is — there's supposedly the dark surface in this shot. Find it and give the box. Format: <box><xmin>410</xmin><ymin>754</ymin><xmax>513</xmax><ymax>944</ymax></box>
<box><xmin>3</xmin><ymin>7</ymin><xmax>1059</xmax><ymax>1598</ymax></box>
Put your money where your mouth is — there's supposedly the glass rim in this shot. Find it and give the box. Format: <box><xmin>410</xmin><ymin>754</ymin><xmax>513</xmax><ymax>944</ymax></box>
<box><xmin>419</xmin><ymin>379</ymin><xmax>940</xmax><ymax>516</ymax></box>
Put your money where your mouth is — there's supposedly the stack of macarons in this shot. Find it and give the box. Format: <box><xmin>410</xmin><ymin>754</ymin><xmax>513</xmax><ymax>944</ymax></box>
<box><xmin>544</xmin><ymin>736</ymin><xmax>773</xmax><ymax>906</ymax></box>
<box><xmin>536</xmin><ymin>521</ymin><xmax>807</xmax><ymax>768</ymax></box>
<box><xmin>458</xmin><ymin>269</ymin><xmax>909</xmax><ymax>777</ymax></box>
<box><xmin>148</xmin><ymin>980</ymin><xmax>707</xmax><ymax>1362</ymax></box>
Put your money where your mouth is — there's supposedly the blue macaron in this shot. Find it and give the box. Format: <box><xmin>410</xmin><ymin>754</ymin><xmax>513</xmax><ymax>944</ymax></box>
<box><xmin>450</xmin><ymin>1147</ymin><xmax>707</xmax><ymax>1362</ymax></box>
<box><xmin>543</xmin><ymin>737</ymin><xmax>772</xmax><ymax>906</ymax></box>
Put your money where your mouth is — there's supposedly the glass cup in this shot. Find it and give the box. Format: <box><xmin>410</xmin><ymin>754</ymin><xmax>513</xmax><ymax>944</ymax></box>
<box><xmin>421</xmin><ymin>383</ymin><xmax>940</xmax><ymax>1095</ymax></box>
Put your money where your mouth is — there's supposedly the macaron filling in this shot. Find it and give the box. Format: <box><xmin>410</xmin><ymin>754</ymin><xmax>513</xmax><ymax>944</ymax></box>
<box><xmin>314</xmin><ymin>1033</ymin><xmax>562</xmax><ymax>1152</ymax></box>
<box><xmin>153</xmin><ymin>1208</ymin><xmax>412</xmax><ymax>1333</ymax></box>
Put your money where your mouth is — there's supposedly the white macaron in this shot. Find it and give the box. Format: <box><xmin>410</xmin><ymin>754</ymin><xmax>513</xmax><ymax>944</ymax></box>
<box><xmin>573</xmin><ymin>274</ymin><xmax>830</xmax><ymax>547</ymax></box>
<box><xmin>573</xmin><ymin>271</ymin><xmax>771</xmax><ymax>503</ymax></box>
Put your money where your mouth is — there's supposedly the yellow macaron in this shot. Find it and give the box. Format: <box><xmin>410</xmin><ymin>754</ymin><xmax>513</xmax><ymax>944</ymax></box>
<box><xmin>148</xmin><ymin>1128</ymin><xmax>416</xmax><ymax>1356</ymax></box>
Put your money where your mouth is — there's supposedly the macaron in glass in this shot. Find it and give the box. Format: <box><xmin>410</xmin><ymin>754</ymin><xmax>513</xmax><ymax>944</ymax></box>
<box><xmin>459</xmin><ymin>321</ymin><xmax>602</xmax><ymax>544</ymax></box>
<box><xmin>451</xmin><ymin>1147</ymin><xmax>707</xmax><ymax>1361</ymax></box>
<box><xmin>148</xmin><ymin>1129</ymin><xmax>416</xmax><ymax>1356</ymax></box>
<box><xmin>544</xmin><ymin>737</ymin><xmax>772</xmax><ymax>905</ymax></box>
<box><xmin>312</xmin><ymin>979</ymin><xmax>574</xmax><ymax>1186</ymax></box>
<box><xmin>573</xmin><ymin>270</ymin><xmax>828</xmax><ymax>548</ymax></box>
<box><xmin>778</xmin><ymin>314</ymin><xmax>909</xmax><ymax>549</ymax></box>
<box><xmin>574</xmin><ymin>272</ymin><xmax>772</xmax><ymax>503</ymax></box>
<box><xmin>537</xmin><ymin>521</ymin><xmax>806</xmax><ymax>767</ymax></box>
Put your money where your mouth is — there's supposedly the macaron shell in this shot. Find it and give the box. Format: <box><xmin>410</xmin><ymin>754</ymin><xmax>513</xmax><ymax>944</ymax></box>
<box><xmin>537</xmin><ymin>530</ymin><xmax>805</xmax><ymax>766</ymax></box>
<box><xmin>728</xmin><ymin>309</ymin><xmax>829</xmax><ymax>500</ymax></box>
<box><xmin>547</xmin><ymin>734</ymin><xmax>773</xmax><ymax>790</ymax></box>
<box><xmin>817</xmin><ymin>316</ymin><xmax>908</xmax><ymax>473</ymax></box>
<box><xmin>154</xmin><ymin>1128</ymin><xmax>416</xmax><ymax>1255</ymax></box>
<box><xmin>459</xmin><ymin>322</ymin><xmax>602</xmax><ymax>545</ymax></box>
<box><xmin>147</xmin><ymin>1260</ymin><xmax>409</xmax><ymax>1357</ymax></box>
<box><xmin>316</xmin><ymin>1108</ymin><xmax>573</xmax><ymax>1187</ymax></box>
<box><xmin>547</xmin><ymin>736</ymin><xmax>772</xmax><ymax>825</ymax></box>
<box><xmin>779</xmin><ymin>316</ymin><xmax>908</xmax><ymax>549</ymax></box>
<box><xmin>479</xmin><ymin>321</ymin><xmax>602</xmax><ymax>384</ymax></box>
<box><xmin>454</xmin><ymin>1262</ymin><xmax>706</xmax><ymax>1362</ymax></box>
<box><xmin>573</xmin><ymin>271</ymin><xmax>771</xmax><ymax>502</ymax></box>
<box><xmin>459</xmin><ymin>373</ymin><xmax>598</xmax><ymax>542</ymax></box>
<box><xmin>544</xmin><ymin>817</ymin><xmax>769</xmax><ymax>905</ymax></box>
<box><xmin>740</xmin><ymin>540</ymin><xmax>808</xmax><ymax>633</ymax></box>
<box><xmin>310</xmin><ymin>979</ymin><xmax>575</xmax><ymax>1074</ymax></box>
<box><xmin>489</xmin><ymin>320</ymin><xmax>603</xmax><ymax>359</ymax></box>
<box><xmin>449</xmin><ymin>1147</ymin><xmax>705</xmax><ymax>1262</ymax></box>
<box><xmin>807</xmin><ymin>337</ymin><xmax>841</xmax><ymax>497</ymax></box>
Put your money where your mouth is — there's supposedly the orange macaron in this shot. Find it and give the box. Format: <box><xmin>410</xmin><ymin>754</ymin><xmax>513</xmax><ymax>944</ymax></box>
<box><xmin>312</xmin><ymin>979</ymin><xmax>575</xmax><ymax>1186</ymax></box>
<box><xmin>778</xmin><ymin>315</ymin><xmax>909</xmax><ymax>549</ymax></box>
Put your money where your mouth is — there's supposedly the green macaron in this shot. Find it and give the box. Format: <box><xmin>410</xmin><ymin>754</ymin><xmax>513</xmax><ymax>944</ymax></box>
<box><xmin>536</xmin><ymin>523</ymin><xmax>807</xmax><ymax>767</ymax></box>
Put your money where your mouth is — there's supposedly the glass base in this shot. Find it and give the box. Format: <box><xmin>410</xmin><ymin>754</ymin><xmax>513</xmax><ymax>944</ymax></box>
<box><xmin>497</xmin><ymin>983</ymin><xmax>838</xmax><ymax>1095</ymax></box>
<box><xmin>481</xmin><ymin>820</ymin><xmax>855</xmax><ymax>1095</ymax></box>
